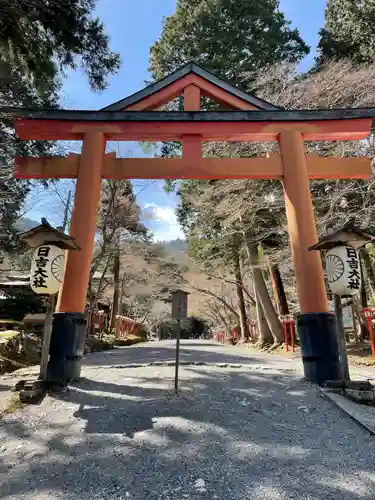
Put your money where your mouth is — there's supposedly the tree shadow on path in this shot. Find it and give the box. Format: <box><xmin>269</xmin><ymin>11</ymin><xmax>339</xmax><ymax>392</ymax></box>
<box><xmin>1</xmin><ymin>364</ymin><xmax>374</xmax><ymax>500</ymax></box>
<box><xmin>81</xmin><ymin>342</ymin><xmax>284</xmax><ymax>369</ymax></box>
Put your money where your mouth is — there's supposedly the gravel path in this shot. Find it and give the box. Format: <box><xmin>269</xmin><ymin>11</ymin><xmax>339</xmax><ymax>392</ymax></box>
<box><xmin>1</xmin><ymin>340</ymin><xmax>375</xmax><ymax>500</ymax></box>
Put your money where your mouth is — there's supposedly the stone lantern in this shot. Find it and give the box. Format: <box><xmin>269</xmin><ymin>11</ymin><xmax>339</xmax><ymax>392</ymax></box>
<box><xmin>309</xmin><ymin>224</ymin><xmax>375</xmax><ymax>297</ymax></box>
<box><xmin>17</xmin><ymin>221</ymin><xmax>79</xmax><ymax>400</ymax></box>
<box><xmin>307</xmin><ymin>223</ymin><xmax>375</xmax><ymax>383</ymax></box>
<box><xmin>20</xmin><ymin>221</ymin><xmax>79</xmax><ymax>296</ymax></box>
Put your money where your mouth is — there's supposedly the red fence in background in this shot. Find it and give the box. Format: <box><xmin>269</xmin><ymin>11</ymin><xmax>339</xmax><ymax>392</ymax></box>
<box><xmin>214</xmin><ymin>321</ymin><xmax>258</xmax><ymax>344</ymax></box>
<box><xmin>115</xmin><ymin>316</ymin><xmax>142</xmax><ymax>338</ymax></box>
<box><xmin>280</xmin><ymin>314</ymin><xmax>295</xmax><ymax>353</ymax></box>
<box><xmin>87</xmin><ymin>310</ymin><xmax>108</xmax><ymax>339</ymax></box>
<box><xmin>363</xmin><ymin>308</ymin><xmax>375</xmax><ymax>357</ymax></box>
<box><xmin>248</xmin><ymin>321</ymin><xmax>257</xmax><ymax>340</ymax></box>
<box><xmin>215</xmin><ymin>331</ymin><xmax>226</xmax><ymax>344</ymax></box>
<box><xmin>85</xmin><ymin>310</ymin><xmax>143</xmax><ymax>340</ymax></box>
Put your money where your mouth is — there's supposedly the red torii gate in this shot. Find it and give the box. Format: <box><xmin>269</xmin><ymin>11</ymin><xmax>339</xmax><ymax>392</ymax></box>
<box><xmin>7</xmin><ymin>62</ymin><xmax>375</xmax><ymax>381</ymax></box>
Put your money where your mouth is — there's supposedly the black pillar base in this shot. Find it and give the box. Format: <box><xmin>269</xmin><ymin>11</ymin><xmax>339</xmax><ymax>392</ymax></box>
<box><xmin>47</xmin><ymin>312</ymin><xmax>87</xmax><ymax>384</ymax></box>
<box><xmin>296</xmin><ymin>312</ymin><xmax>342</xmax><ymax>385</ymax></box>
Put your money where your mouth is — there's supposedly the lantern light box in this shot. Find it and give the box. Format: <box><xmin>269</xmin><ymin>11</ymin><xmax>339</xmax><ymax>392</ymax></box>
<box><xmin>325</xmin><ymin>245</ymin><xmax>361</xmax><ymax>296</ymax></box>
<box><xmin>308</xmin><ymin>223</ymin><xmax>375</xmax><ymax>298</ymax></box>
<box><xmin>19</xmin><ymin>220</ymin><xmax>79</xmax><ymax>296</ymax></box>
<box><xmin>30</xmin><ymin>244</ymin><xmax>65</xmax><ymax>295</ymax></box>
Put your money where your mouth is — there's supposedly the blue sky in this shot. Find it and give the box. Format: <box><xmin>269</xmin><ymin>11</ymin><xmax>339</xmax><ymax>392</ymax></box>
<box><xmin>27</xmin><ymin>0</ymin><xmax>326</xmax><ymax>240</ymax></box>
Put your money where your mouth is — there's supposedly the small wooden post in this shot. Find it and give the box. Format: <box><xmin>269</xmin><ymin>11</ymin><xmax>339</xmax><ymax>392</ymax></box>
<box><xmin>39</xmin><ymin>295</ymin><xmax>56</xmax><ymax>380</ymax></box>
<box><xmin>334</xmin><ymin>294</ymin><xmax>350</xmax><ymax>380</ymax></box>
<box><xmin>364</xmin><ymin>308</ymin><xmax>375</xmax><ymax>357</ymax></box>
<box><xmin>171</xmin><ymin>290</ymin><xmax>189</xmax><ymax>395</ymax></box>
<box><xmin>290</xmin><ymin>321</ymin><xmax>295</xmax><ymax>353</ymax></box>
<box><xmin>174</xmin><ymin>319</ymin><xmax>181</xmax><ymax>394</ymax></box>
<box><xmin>369</xmin><ymin>316</ymin><xmax>375</xmax><ymax>357</ymax></box>
<box><xmin>283</xmin><ymin>320</ymin><xmax>289</xmax><ymax>352</ymax></box>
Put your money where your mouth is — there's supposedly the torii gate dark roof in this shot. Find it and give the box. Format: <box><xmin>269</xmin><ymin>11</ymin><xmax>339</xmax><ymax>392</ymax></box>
<box><xmin>3</xmin><ymin>61</ymin><xmax>375</xmax><ymax>142</ymax></box>
<box><xmin>101</xmin><ymin>61</ymin><xmax>280</xmax><ymax>111</ymax></box>
<box><xmin>5</xmin><ymin>107</ymin><xmax>375</xmax><ymax>123</ymax></box>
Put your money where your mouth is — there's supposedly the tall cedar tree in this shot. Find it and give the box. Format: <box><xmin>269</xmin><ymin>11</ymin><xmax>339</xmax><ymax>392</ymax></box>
<box><xmin>317</xmin><ymin>0</ymin><xmax>375</xmax><ymax>65</ymax></box>
<box><xmin>152</xmin><ymin>0</ymin><xmax>308</xmax><ymax>339</ymax></box>
<box><xmin>150</xmin><ymin>0</ymin><xmax>309</xmax><ymax>84</ymax></box>
<box><xmin>0</xmin><ymin>0</ymin><xmax>120</xmax><ymax>252</ymax></box>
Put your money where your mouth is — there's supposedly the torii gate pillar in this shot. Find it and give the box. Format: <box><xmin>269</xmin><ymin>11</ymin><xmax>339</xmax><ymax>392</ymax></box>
<box><xmin>279</xmin><ymin>131</ymin><xmax>329</xmax><ymax>313</ymax></box>
<box><xmin>57</xmin><ymin>131</ymin><xmax>106</xmax><ymax>313</ymax></box>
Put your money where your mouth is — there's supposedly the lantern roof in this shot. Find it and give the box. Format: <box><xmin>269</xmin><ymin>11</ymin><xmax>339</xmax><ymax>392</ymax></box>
<box><xmin>308</xmin><ymin>223</ymin><xmax>375</xmax><ymax>251</ymax></box>
<box><xmin>19</xmin><ymin>220</ymin><xmax>79</xmax><ymax>250</ymax></box>
<box><xmin>170</xmin><ymin>288</ymin><xmax>190</xmax><ymax>295</ymax></box>
<box><xmin>162</xmin><ymin>288</ymin><xmax>190</xmax><ymax>303</ymax></box>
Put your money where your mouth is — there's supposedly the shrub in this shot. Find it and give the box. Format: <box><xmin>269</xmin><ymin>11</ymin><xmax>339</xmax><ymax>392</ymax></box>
<box><xmin>157</xmin><ymin>316</ymin><xmax>211</xmax><ymax>340</ymax></box>
<box><xmin>0</xmin><ymin>287</ymin><xmax>45</xmax><ymax>321</ymax></box>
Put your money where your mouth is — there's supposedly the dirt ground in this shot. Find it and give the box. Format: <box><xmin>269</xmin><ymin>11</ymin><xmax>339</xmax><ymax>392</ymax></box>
<box><xmin>2</xmin><ymin>340</ymin><xmax>375</xmax><ymax>500</ymax></box>
<box><xmin>238</xmin><ymin>340</ymin><xmax>375</xmax><ymax>369</ymax></box>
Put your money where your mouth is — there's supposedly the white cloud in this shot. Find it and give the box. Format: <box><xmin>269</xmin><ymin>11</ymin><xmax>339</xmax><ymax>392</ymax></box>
<box><xmin>143</xmin><ymin>203</ymin><xmax>184</xmax><ymax>242</ymax></box>
<box><xmin>145</xmin><ymin>204</ymin><xmax>176</xmax><ymax>224</ymax></box>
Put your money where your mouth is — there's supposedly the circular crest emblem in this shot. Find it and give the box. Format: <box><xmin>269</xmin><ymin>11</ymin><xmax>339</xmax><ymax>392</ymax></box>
<box><xmin>326</xmin><ymin>254</ymin><xmax>345</xmax><ymax>283</ymax></box>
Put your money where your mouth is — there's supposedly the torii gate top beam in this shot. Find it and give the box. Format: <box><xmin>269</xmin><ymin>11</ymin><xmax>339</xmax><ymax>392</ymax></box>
<box><xmin>5</xmin><ymin>59</ymin><xmax>375</xmax><ymax>141</ymax></box>
<box><xmin>6</xmin><ymin>108</ymin><xmax>374</xmax><ymax>142</ymax></box>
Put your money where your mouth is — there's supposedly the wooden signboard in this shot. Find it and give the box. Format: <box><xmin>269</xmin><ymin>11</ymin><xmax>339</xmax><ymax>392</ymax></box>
<box><xmin>171</xmin><ymin>290</ymin><xmax>189</xmax><ymax>321</ymax></box>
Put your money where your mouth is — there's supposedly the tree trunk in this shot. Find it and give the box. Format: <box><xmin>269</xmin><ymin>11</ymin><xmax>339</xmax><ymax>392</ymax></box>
<box><xmin>360</xmin><ymin>248</ymin><xmax>375</xmax><ymax>303</ymax></box>
<box><xmin>233</xmin><ymin>251</ymin><xmax>249</xmax><ymax>341</ymax></box>
<box><xmin>119</xmin><ymin>272</ymin><xmax>126</xmax><ymax>316</ymax></box>
<box><xmin>86</xmin><ymin>297</ymin><xmax>96</xmax><ymax>336</ymax></box>
<box><xmin>359</xmin><ymin>256</ymin><xmax>370</xmax><ymax>341</ymax></box>
<box><xmin>356</xmin><ymin>250</ymin><xmax>371</xmax><ymax>340</ymax></box>
<box><xmin>244</xmin><ymin>236</ymin><xmax>284</xmax><ymax>344</ymax></box>
<box><xmin>255</xmin><ymin>288</ymin><xmax>274</xmax><ymax>346</ymax></box>
<box><xmin>269</xmin><ymin>263</ymin><xmax>289</xmax><ymax>315</ymax></box>
<box><xmin>359</xmin><ymin>254</ymin><xmax>368</xmax><ymax>308</ymax></box>
<box><xmin>352</xmin><ymin>295</ymin><xmax>369</xmax><ymax>341</ymax></box>
<box><xmin>215</xmin><ymin>308</ymin><xmax>233</xmax><ymax>339</ymax></box>
<box><xmin>110</xmin><ymin>244</ymin><xmax>121</xmax><ymax>330</ymax></box>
